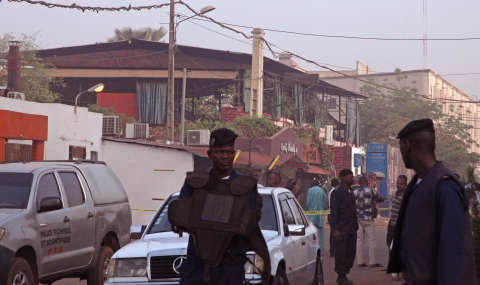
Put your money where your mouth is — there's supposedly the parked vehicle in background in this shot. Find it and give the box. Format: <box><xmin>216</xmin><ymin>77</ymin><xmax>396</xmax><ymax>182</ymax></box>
<box><xmin>0</xmin><ymin>160</ymin><xmax>132</xmax><ymax>285</ymax></box>
<box><xmin>107</xmin><ymin>186</ymin><xmax>324</xmax><ymax>285</ymax></box>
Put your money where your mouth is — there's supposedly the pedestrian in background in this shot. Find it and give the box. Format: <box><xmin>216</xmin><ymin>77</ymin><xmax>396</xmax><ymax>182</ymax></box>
<box><xmin>330</xmin><ymin>169</ymin><xmax>358</xmax><ymax>285</ymax></box>
<box><xmin>387</xmin><ymin>119</ymin><xmax>476</xmax><ymax>284</ymax></box>
<box><xmin>386</xmin><ymin>175</ymin><xmax>407</xmax><ymax>251</ymax></box>
<box><xmin>306</xmin><ymin>178</ymin><xmax>327</xmax><ymax>253</ymax></box>
<box><xmin>354</xmin><ymin>176</ymin><xmax>384</xmax><ymax>268</ymax></box>
<box><xmin>328</xmin><ymin>178</ymin><xmax>340</xmax><ymax>257</ymax></box>
<box><xmin>286</xmin><ymin>178</ymin><xmax>306</xmax><ymax>209</ymax></box>
<box><xmin>268</xmin><ymin>172</ymin><xmax>282</xmax><ymax>187</ymax></box>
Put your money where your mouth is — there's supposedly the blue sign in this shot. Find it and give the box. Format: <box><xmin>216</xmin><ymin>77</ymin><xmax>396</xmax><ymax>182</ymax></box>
<box><xmin>353</xmin><ymin>154</ymin><xmax>362</xmax><ymax>167</ymax></box>
<box><xmin>366</xmin><ymin>143</ymin><xmax>388</xmax><ymax>198</ymax></box>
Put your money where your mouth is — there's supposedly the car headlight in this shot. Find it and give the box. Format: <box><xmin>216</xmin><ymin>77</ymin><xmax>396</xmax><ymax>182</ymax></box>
<box><xmin>244</xmin><ymin>254</ymin><xmax>264</xmax><ymax>275</ymax></box>
<box><xmin>114</xmin><ymin>258</ymin><xmax>147</xmax><ymax>277</ymax></box>
<box><xmin>0</xmin><ymin>228</ymin><xmax>5</xmax><ymax>242</ymax></box>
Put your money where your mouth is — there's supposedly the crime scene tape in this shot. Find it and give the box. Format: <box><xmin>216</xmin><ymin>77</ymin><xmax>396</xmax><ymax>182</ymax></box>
<box><xmin>131</xmin><ymin>208</ymin><xmax>157</xmax><ymax>212</ymax></box>
<box><xmin>305</xmin><ymin>208</ymin><xmax>392</xmax><ymax>215</ymax></box>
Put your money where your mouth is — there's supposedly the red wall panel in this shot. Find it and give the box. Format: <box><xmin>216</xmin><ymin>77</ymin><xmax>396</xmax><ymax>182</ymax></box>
<box><xmin>97</xmin><ymin>93</ymin><xmax>139</xmax><ymax>120</ymax></box>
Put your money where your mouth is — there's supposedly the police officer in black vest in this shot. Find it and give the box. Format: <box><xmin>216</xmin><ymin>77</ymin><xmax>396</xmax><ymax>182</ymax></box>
<box><xmin>330</xmin><ymin>169</ymin><xmax>358</xmax><ymax>285</ymax></box>
<box><xmin>387</xmin><ymin>119</ymin><xmax>476</xmax><ymax>284</ymax></box>
<box><xmin>169</xmin><ymin>128</ymin><xmax>278</xmax><ymax>285</ymax></box>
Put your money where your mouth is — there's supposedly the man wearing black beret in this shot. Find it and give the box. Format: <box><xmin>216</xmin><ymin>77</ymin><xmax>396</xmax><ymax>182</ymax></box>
<box><xmin>387</xmin><ymin>119</ymin><xmax>476</xmax><ymax>284</ymax></box>
<box><xmin>171</xmin><ymin>128</ymin><xmax>278</xmax><ymax>285</ymax></box>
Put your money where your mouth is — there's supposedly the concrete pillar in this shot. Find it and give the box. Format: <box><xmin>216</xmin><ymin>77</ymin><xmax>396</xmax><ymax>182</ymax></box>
<box><xmin>32</xmin><ymin>141</ymin><xmax>45</xmax><ymax>161</ymax></box>
<box><xmin>0</xmin><ymin>138</ymin><xmax>5</xmax><ymax>161</ymax></box>
<box><xmin>7</xmin><ymin>41</ymin><xmax>21</xmax><ymax>92</ymax></box>
<box><xmin>250</xmin><ymin>28</ymin><xmax>264</xmax><ymax>117</ymax></box>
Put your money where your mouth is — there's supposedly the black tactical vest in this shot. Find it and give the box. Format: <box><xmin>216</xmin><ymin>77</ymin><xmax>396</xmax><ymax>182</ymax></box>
<box><xmin>168</xmin><ymin>172</ymin><xmax>258</xmax><ymax>267</ymax></box>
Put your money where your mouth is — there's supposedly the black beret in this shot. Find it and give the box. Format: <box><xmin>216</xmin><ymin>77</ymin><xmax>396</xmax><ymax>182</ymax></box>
<box><xmin>210</xmin><ymin>128</ymin><xmax>238</xmax><ymax>147</ymax></box>
<box><xmin>397</xmin><ymin>118</ymin><xmax>435</xmax><ymax>139</ymax></box>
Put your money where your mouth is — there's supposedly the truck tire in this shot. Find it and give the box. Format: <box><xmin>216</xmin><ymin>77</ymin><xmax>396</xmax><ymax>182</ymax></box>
<box><xmin>276</xmin><ymin>266</ymin><xmax>289</xmax><ymax>285</ymax></box>
<box><xmin>7</xmin><ymin>257</ymin><xmax>34</xmax><ymax>285</ymax></box>
<box><xmin>87</xmin><ymin>246</ymin><xmax>113</xmax><ymax>285</ymax></box>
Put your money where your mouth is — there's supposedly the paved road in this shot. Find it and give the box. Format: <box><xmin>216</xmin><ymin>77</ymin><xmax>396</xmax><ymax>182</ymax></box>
<box><xmin>323</xmin><ymin>216</ymin><xmax>404</xmax><ymax>285</ymax></box>
<box><xmin>52</xmin><ymin>217</ymin><xmax>403</xmax><ymax>285</ymax></box>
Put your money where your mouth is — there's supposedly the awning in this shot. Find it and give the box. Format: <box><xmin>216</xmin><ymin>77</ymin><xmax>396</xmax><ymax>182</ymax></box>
<box><xmin>47</xmin><ymin>68</ymin><xmax>239</xmax><ymax>79</ymax></box>
<box><xmin>302</xmin><ymin>164</ymin><xmax>331</xmax><ymax>175</ymax></box>
<box><xmin>281</xmin><ymin>155</ymin><xmax>308</xmax><ymax>169</ymax></box>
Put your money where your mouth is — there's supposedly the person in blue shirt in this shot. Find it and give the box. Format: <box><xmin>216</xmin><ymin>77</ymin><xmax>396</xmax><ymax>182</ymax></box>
<box><xmin>306</xmin><ymin>178</ymin><xmax>327</xmax><ymax>253</ymax></box>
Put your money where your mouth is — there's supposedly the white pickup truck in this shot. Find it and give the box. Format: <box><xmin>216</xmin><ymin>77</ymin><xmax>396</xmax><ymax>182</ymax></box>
<box><xmin>0</xmin><ymin>160</ymin><xmax>132</xmax><ymax>285</ymax></box>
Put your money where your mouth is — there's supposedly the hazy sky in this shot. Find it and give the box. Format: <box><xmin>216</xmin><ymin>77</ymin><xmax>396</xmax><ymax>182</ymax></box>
<box><xmin>2</xmin><ymin>0</ymin><xmax>480</xmax><ymax>97</ymax></box>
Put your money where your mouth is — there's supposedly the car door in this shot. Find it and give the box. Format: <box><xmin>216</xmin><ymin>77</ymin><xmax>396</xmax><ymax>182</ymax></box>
<box><xmin>285</xmin><ymin>193</ymin><xmax>310</xmax><ymax>283</ymax></box>
<box><xmin>57</xmin><ymin>170</ymin><xmax>95</xmax><ymax>269</ymax></box>
<box><xmin>278</xmin><ymin>193</ymin><xmax>307</xmax><ymax>284</ymax></box>
<box><xmin>35</xmin><ymin>172</ymin><xmax>73</xmax><ymax>276</ymax></box>
<box><xmin>292</xmin><ymin>197</ymin><xmax>318</xmax><ymax>281</ymax></box>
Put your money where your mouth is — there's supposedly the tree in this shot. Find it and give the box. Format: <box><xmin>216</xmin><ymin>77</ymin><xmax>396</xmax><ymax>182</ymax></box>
<box><xmin>0</xmin><ymin>33</ymin><xmax>64</xmax><ymax>103</ymax></box>
<box><xmin>107</xmin><ymin>26</ymin><xmax>167</xmax><ymax>42</ymax></box>
<box><xmin>360</xmin><ymin>68</ymin><xmax>480</xmax><ymax>174</ymax></box>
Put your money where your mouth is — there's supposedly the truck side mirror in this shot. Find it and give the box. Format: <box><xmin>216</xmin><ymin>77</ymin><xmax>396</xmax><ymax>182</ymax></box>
<box><xmin>39</xmin><ymin>197</ymin><xmax>63</xmax><ymax>213</ymax></box>
<box><xmin>130</xmin><ymin>225</ymin><xmax>147</xmax><ymax>240</ymax></box>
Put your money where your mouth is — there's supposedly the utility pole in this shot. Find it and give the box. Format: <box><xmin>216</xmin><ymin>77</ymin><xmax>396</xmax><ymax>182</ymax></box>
<box><xmin>423</xmin><ymin>0</ymin><xmax>427</xmax><ymax>68</ymax></box>
<box><xmin>166</xmin><ymin>0</ymin><xmax>175</xmax><ymax>142</ymax></box>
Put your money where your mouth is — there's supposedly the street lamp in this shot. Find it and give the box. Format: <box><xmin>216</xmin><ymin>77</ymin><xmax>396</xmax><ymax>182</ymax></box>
<box><xmin>166</xmin><ymin>3</ymin><xmax>215</xmax><ymax>142</ymax></box>
<box><xmin>74</xmin><ymin>83</ymin><xmax>104</xmax><ymax>114</ymax></box>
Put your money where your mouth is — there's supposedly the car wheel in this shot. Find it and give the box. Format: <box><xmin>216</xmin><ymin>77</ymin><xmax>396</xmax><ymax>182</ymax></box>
<box><xmin>313</xmin><ymin>254</ymin><xmax>324</xmax><ymax>285</ymax></box>
<box><xmin>7</xmin><ymin>257</ymin><xmax>34</xmax><ymax>285</ymax></box>
<box><xmin>276</xmin><ymin>266</ymin><xmax>289</xmax><ymax>285</ymax></box>
<box><xmin>87</xmin><ymin>246</ymin><xmax>113</xmax><ymax>285</ymax></box>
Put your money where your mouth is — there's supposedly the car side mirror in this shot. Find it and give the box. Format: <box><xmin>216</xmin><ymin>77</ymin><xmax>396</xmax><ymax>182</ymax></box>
<box><xmin>39</xmin><ymin>197</ymin><xmax>63</xmax><ymax>213</ymax></box>
<box><xmin>284</xmin><ymin>224</ymin><xmax>305</xmax><ymax>236</ymax></box>
<box><xmin>130</xmin><ymin>225</ymin><xmax>147</xmax><ymax>240</ymax></box>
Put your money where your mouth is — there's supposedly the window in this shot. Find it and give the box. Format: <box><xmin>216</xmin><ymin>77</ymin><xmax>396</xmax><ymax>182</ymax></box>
<box><xmin>69</xmin><ymin>146</ymin><xmax>86</xmax><ymax>160</ymax></box>
<box><xmin>0</xmin><ymin>173</ymin><xmax>33</xmax><ymax>209</ymax></box>
<box><xmin>259</xmin><ymin>195</ymin><xmax>278</xmax><ymax>231</ymax></box>
<box><xmin>149</xmin><ymin>196</ymin><xmax>179</xmax><ymax>234</ymax></box>
<box><xmin>36</xmin><ymin>173</ymin><xmax>61</xmax><ymax>210</ymax></box>
<box><xmin>290</xmin><ymin>198</ymin><xmax>308</xmax><ymax>226</ymax></box>
<box><xmin>278</xmin><ymin>194</ymin><xmax>295</xmax><ymax>225</ymax></box>
<box><xmin>58</xmin><ymin>172</ymin><xmax>85</xmax><ymax>207</ymax></box>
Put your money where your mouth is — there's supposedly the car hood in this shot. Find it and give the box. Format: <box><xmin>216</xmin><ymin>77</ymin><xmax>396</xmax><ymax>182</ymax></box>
<box><xmin>0</xmin><ymin>209</ymin><xmax>23</xmax><ymax>224</ymax></box>
<box><xmin>114</xmin><ymin>232</ymin><xmax>190</xmax><ymax>258</ymax></box>
<box><xmin>114</xmin><ymin>230</ymin><xmax>281</xmax><ymax>259</ymax></box>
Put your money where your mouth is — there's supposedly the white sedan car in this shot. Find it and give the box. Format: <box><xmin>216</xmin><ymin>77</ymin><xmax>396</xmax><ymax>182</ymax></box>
<box><xmin>106</xmin><ymin>186</ymin><xmax>324</xmax><ymax>285</ymax></box>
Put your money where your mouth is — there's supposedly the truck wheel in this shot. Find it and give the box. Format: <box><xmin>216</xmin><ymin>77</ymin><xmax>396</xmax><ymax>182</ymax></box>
<box><xmin>7</xmin><ymin>257</ymin><xmax>34</xmax><ymax>285</ymax></box>
<box><xmin>276</xmin><ymin>266</ymin><xmax>289</xmax><ymax>285</ymax></box>
<box><xmin>87</xmin><ymin>246</ymin><xmax>113</xmax><ymax>285</ymax></box>
<box><xmin>313</xmin><ymin>254</ymin><xmax>324</xmax><ymax>285</ymax></box>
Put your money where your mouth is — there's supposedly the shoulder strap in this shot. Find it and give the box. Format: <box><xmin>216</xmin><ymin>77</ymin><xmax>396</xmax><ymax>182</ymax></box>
<box><xmin>186</xmin><ymin>172</ymin><xmax>210</xmax><ymax>188</ymax></box>
<box><xmin>230</xmin><ymin>175</ymin><xmax>257</xmax><ymax>195</ymax></box>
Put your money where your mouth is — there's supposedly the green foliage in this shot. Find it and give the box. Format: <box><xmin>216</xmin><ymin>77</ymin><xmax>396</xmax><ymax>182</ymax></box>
<box><xmin>185</xmin><ymin>95</ymin><xmax>219</xmax><ymax>121</ymax></box>
<box><xmin>218</xmin><ymin>84</ymin><xmax>241</xmax><ymax>107</ymax></box>
<box><xmin>360</xmin><ymin>68</ymin><xmax>480</xmax><ymax>174</ymax></box>
<box><xmin>107</xmin><ymin>26</ymin><xmax>167</xmax><ymax>42</ymax></box>
<box><xmin>464</xmin><ymin>166</ymin><xmax>480</xmax><ymax>247</ymax></box>
<box><xmin>185</xmin><ymin>116</ymin><xmax>281</xmax><ymax>139</ymax></box>
<box><xmin>0</xmin><ymin>33</ymin><xmax>64</xmax><ymax>103</ymax></box>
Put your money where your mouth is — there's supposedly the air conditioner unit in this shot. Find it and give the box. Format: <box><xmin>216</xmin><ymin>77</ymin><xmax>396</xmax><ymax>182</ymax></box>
<box><xmin>102</xmin><ymin>116</ymin><xmax>120</xmax><ymax>135</ymax></box>
<box><xmin>187</xmin><ymin>130</ymin><xmax>210</xmax><ymax>146</ymax></box>
<box><xmin>125</xmin><ymin>123</ymin><xmax>149</xmax><ymax>139</ymax></box>
<box><xmin>7</xmin><ymin>92</ymin><xmax>25</xmax><ymax>100</ymax></box>
<box><xmin>325</xmin><ymin>125</ymin><xmax>334</xmax><ymax>145</ymax></box>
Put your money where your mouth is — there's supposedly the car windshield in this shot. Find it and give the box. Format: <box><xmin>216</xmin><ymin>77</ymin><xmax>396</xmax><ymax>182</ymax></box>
<box><xmin>148</xmin><ymin>194</ymin><xmax>278</xmax><ymax>234</ymax></box>
<box><xmin>0</xmin><ymin>172</ymin><xmax>33</xmax><ymax>209</ymax></box>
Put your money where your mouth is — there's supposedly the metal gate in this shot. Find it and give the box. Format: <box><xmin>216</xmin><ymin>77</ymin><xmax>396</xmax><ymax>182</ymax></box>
<box><xmin>5</xmin><ymin>139</ymin><xmax>33</xmax><ymax>162</ymax></box>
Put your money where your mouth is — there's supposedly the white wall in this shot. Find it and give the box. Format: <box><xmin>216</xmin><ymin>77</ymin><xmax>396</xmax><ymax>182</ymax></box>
<box><xmin>0</xmin><ymin>97</ymin><xmax>102</xmax><ymax>159</ymax></box>
<box><xmin>101</xmin><ymin>140</ymin><xmax>195</xmax><ymax>225</ymax></box>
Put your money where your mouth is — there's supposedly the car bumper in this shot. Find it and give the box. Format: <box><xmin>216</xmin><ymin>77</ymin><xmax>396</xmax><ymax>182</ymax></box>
<box><xmin>105</xmin><ymin>275</ymin><xmax>263</xmax><ymax>285</ymax></box>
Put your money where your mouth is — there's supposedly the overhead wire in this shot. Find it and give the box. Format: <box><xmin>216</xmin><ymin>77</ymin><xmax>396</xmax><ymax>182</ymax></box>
<box><xmin>5</xmin><ymin>0</ymin><xmax>175</xmax><ymax>12</ymax></box>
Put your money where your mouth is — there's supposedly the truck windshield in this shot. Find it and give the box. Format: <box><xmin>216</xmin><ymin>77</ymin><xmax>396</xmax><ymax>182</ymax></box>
<box><xmin>148</xmin><ymin>194</ymin><xmax>278</xmax><ymax>234</ymax></box>
<box><xmin>0</xmin><ymin>173</ymin><xmax>33</xmax><ymax>209</ymax></box>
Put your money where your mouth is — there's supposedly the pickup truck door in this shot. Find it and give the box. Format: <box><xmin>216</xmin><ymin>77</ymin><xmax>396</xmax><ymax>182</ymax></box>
<box><xmin>35</xmin><ymin>172</ymin><xmax>73</xmax><ymax>276</ymax></box>
<box><xmin>57</xmin><ymin>170</ymin><xmax>95</xmax><ymax>268</ymax></box>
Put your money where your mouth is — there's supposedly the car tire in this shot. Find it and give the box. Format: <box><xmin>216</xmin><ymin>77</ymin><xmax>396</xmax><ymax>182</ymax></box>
<box><xmin>87</xmin><ymin>246</ymin><xmax>113</xmax><ymax>285</ymax></box>
<box><xmin>313</xmin><ymin>254</ymin><xmax>324</xmax><ymax>285</ymax></box>
<box><xmin>276</xmin><ymin>266</ymin><xmax>289</xmax><ymax>285</ymax></box>
<box><xmin>7</xmin><ymin>257</ymin><xmax>34</xmax><ymax>285</ymax></box>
